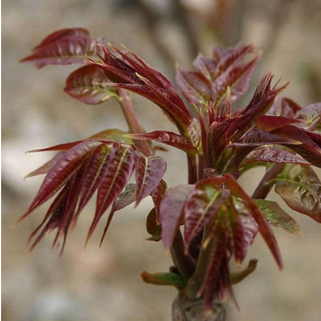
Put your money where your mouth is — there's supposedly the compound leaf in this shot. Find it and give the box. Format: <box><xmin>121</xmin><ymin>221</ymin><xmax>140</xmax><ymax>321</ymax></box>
<box><xmin>275</xmin><ymin>165</ymin><xmax>321</xmax><ymax>223</ymax></box>
<box><xmin>255</xmin><ymin>199</ymin><xmax>302</xmax><ymax>235</ymax></box>
<box><xmin>65</xmin><ymin>65</ymin><xmax>118</xmax><ymax>104</ymax></box>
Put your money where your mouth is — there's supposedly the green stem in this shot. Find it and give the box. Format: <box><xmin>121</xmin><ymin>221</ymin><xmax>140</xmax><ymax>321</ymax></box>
<box><xmin>117</xmin><ymin>88</ymin><xmax>153</xmax><ymax>156</ymax></box>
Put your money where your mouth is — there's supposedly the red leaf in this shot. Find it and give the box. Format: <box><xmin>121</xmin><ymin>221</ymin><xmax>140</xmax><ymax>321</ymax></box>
<box><xmin>87</xmin><ymin>145</ymin><xmax>135</xmax><ymax>242</ymax></box>
<box><xmin>246</xmin><ymin>147</ymin><xmax>310</xmax><ymax>165</ymax></box>
<box><xmin>135</xmin><ymin>153</ymin><xmax>167</xmax><ymax>206</ymax></box>
<box><xmin>224</xmin><ymin>175</ymin><xmax>283</xmax><ymax>269</ymax></box>
<box><xmin>272</xmin><ymin>125</ymin><xmax>321</xmax><ymax>167</ymax></box>
<box><xmin>20</xmin><ymin>141</ymin><xmax>101</xmax><ymax>221</ymax></box>
<box><xmin>177</xmin><ymin>45</ymin><xmax>258</xmax><ymax>105</ymax></box>
<box><xmin>193</xmin><ymin>54</ymin><xmax>218</xmax><ymax>81</ymax></box>
<box><xmin>110</xmin><ymin>45</ymin><xmax>179</xmax><ymax>96</ymax></box>
<box><xmin>21</xmin><ymin>33</ymin><xmax>96</xmax><ymax>68</ymax></box>
<box><xmin>88</xmin><ymin>128</ymin><xmax>132</xmax><ymax>144</ymax></box>
<box><xmin>233</xmin><ymin>127</ymin><xmax>301</xmax><ymax>147</ymax></box>
<box><xmin>100</xmin><ymin>183</ymin><xmax>137</xmax><ymax>245</ymax></box>
<box><xmin>256</xmin><ymin>115</ymin><xmax>302</xmax><ymax>131</ymax></box>
<box><xmin>127</xmin><ymin>131</ymin><xmax>198</xmax><ymax>154</ymax></box>
<box><xmin>32</xmin><ymin>28</ymin><xmax>90</xmax><ymax>50</ymax></box>
<box><xmin>230</xmin><ymin>199</ymin><xmax>258</xmax><ymax>263</ymax></box>
<box><xmin>29</xmin><ymin>163</ymin><xmax>87</xmax><ymax>254</ymax></box>
<box><xmin>200</xmin><ymin>228</ymin><xmax>230</xmax><ymax>312</ymax></box>
<box><xmin>27</xmin><ymin>186</ymin><xmax>69</xmax><ymax>246</ymax></box>
<box><xmin>28</xmin><ymin>141</ymin><xmax>83</xmax><ymax>153</ymax></box>
<box><xmin>207</xmin><ymin>119</ymin><xmax>238</xmax><ymax>165</ymax></box>
<box><xmin>151</xmin><ymin>180</ymin><xmax>167</xmax><ymax>222</ymax></box>
<box><xmin>275</xmin><ymin>165</ymin><xmax>321</xmax><ymax>223</ymax></box>
<box><xmin>184</xmin><ymin>180</ymin><xmax>230</xmax><ymax>245</ymax></box>
<box><xmin>176</xmin><ymin>69</ymin><xmax>211</xmax><ymax>105</ymax></box>
<box><xmin>112</xmin><ymin>183</ymin><xmax>137</xmax><ymax>212</ymax></box>
<box><xmin>214</xmin><ymin>45</ymin><xmax>255</xmax><ymax>73</ymax></box>
<box><xmin>296</xmin><ymin>103</ymin><xmax>321</xmax><ymax>125</ymax></box>
<box><xmin>237</xmin><ymin>74</ymin><xmax>288</xmax><ymax>132</ymax></box>
<box><xmin>86</xmin><ymin>45</ymin><xmax>193</xmax><ymax>133</ymax></box>
<box><xmin>146</xmin><ymin>208</ymin><xmax>162</xmax><ymax>242</ymax></box>
<box><xmin>135</xmin><ymin>74</ymin><xmax>193</xmax><ymax>131</ymax></box>
<box><xmin>211</xmin><ymin>56</ymin><xmax>259</xmax><ymax>103</ymax></box>
<box><xmin>254</xmin><ymin>200</ymin><xmax>302</xmax><ymax>235</ymax></box>
<box><xmin>160</xmin><ymin>184</ymin><xmax>194</xmax><ymax>249</ymax></box>
<box><xmin>65</xmin><ymin>65</ymin><xmax>118</xmax><ymax>105</ymax></box>
<box><xmin>74</xmin><ymin>144</ymin><xmax>112</xmax><ymax>223</ymax></box>
<box><xmin>25</xmin><ymin>151</ymin><xmax>66</xmax><ymax>178</ymax></box>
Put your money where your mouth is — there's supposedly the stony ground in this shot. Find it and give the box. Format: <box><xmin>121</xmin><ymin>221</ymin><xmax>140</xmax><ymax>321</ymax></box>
<box><xmin>2</xmin><ymin>1</ymin><xmax>321</xmax><ymax>320</ymax></box>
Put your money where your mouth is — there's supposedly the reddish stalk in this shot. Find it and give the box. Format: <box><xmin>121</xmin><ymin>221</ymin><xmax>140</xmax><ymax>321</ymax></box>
<box><xmin>252</xmin><ymin>163</ymin><xmax>285</xmax><ymax>199</ymax></box>
<box><xmin>117</xmin><ymin>88</ymin><xmax>153</xmax><ymax>157</ymax></box>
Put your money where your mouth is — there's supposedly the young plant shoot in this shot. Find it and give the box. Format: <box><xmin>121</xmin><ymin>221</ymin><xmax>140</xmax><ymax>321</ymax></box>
<box><xmin>20</xmin><ymin>28</ymin><xmax>321</xmax><ymax>319</ymax></box>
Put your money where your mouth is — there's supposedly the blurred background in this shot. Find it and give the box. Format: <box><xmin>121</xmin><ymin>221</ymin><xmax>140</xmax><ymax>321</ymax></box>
<box><xmin>2</xmin><ymin>0</ymin><xmax>321</xmax><ymax>320</ymax></box>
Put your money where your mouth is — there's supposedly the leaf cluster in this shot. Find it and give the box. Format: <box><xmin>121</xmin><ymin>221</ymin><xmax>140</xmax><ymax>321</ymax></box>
<box><xmin>20</xmin><ymin>28</ymin><xmax>321</xmax><ymax>313</ymax></box>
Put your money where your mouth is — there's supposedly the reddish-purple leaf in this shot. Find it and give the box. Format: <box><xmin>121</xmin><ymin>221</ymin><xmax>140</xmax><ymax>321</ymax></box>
<box><xmin>74</xmin><ymin>143</ymin><xmax>112</xmax><ymax>222</ymax></box>
<box><xmin>146</xmin><ymin>208</ymin><xmax>162</xmax><ymax>241</ymax></box>
<box><xmin>32</xmin><ymin>28</ymin><xmax>90</xmax><ymax>50</ymax></box>
<box><xmin>21</xmin><ymin>34</ymin><xmax>96</xmax><ymax>68</ymax></box>
<box><xmin>27</xmin><ymin>186</ymin><xmax>69</xmax><ymax>246</ymax></box>
<box><xmin>151</xmin><ymin>180</ymin><xmax>167</xmax><ymax>222</ymax></box>
<box><xmin>187</xmin><ymin>118</ymin><xmax>202</xmax><ymax>150</ymax></box>
<box><xmin>193</xmin><ymin>54</ymin><xmax>218</xmax><ymax>81</ymax></box>
<box><xmin>52</xmin><ymin>164</ymin><xmax>86</xmax><ymax>253</ymax></box>
<box><xmin>25</xmin><ymin>151</ymin><xmax>66</xmax><ymax>178</ymax></box>
<box><xmin>275</xmin><ymin>164</ymin><xmax>321</xmax><ymax>223</ymax></box>
<box><xmin>200</xmin><ymin>228</ymin><xmax>230</xmax><ymax>312</ymax></box>
<box><xmin>229</xmin><ymin>199</ymin><xmax>258</xmax><ymax>264</ymax></box>
<box><xmin>110</xmin><ymin>45</ymin><xmax>179</xmax><ymax>96</ymax></box>
<box><xmin>135</xmin><ymin>153</ymin><xmax>167</xmax><ymax>206</ymax></box>
<box><xmin>207</xmin><ymin>119</ymin><xmax>237</xmax><ymax>165</ymax></box>
<box><xmin>65</xmin><ymin>65</ymin><xmax>118</xmax><ymax>105</ymax></box>
<box><xmin>88</xmin><ymin>128</ymin><xmax>132</xmax><ymax>144</ymax></box>
<box><xmin>87</xmin><ymin>145</ymin><xmax>135</xmax><ymax>242</ymax></box>
<box><xmin>127</xmin><ymin>131</ymin><xmax>198</xmax><ymax>154</ymax></box>
<box><xmin>296</xmin><ymin>103</ymin><xmax>321</xmax><ymax>126</ymax></box>
<box><xmin>246</xmin><ymin>147</ymin><xmax>310</xmax><ymax>165</ymax></box>
<box><xmin>86</xmin><ymin>46</ymin><xmax>193</xmax><ymax>133</ymax></box>
<box><xmin>99</xmin><ymin>183</ymin><xmax>137</xmax><ymax>245</ymax></box>
<box><xmin>178</xmin><ymin>45</ymin><xmax>258</xmax><ymax>105</ymax></box>
<box><xmin>28</xmin><ymin>141</ymin><xmax>83</xmax><ymax>153</ymax></box>
<box><xmin>211</xmin><ymin>56</ymin><xmax>259</xmax><ymax>103</ymax></box>
<box><xmin>233</xmin><ymin>127</ymin><xmax>301</xmax><ymax>147</ymax></box>
<box><xmin>256</xmin><ymin>115</ymin><xmax>302</xmax><ymax>131</ymax></box>
<box><xmin>272</xmin><ymin>125</ymin><xmax>321</xmax><ymax>167</ymax></box>
<box><xmin>184</xmin><ymin>180</ymin><xmax>230</xmax><ymax>245</ymax></box>
<box><xmin>29</xmin><ymin>162</ymin><xmax>87</xmax><ymax>254</ymax></box>
<box><xmin>271</xmin><ymin>98</ymin><xmax>302</xmax><ymax>118</ymax></box>
<box><xmin>20</xmin><ymin>141</ymin><xmax>101</xmax><ymax>221</ymax></box>
<box><xmin>237</xmin><ymin>74</ymin><xmax>288</xmax><ymax>133</ymax></box>
<box><xmin>160</xmin><ymin>184</ymin><xmax>194</xmax><ymax>249</ymax></box>
<box><xmin>176</xmin><ymin>69</ymin><xmax>211</xmax><ymax>105</ymax></box>
<box><xmin>135</xmin><ymin>74</ymin><xmax>193</xmax><ymax>130</ymax></box>
<box><xmin>254</xmin><ymin>200</ymin><xmax>302</xmax><ymax>235</ymax></box>
<box><xmin>224</xmin><ymin>175</ymin><xmax>283</xmax><ymax>269</ymax></box>
<box><xmin>112</xmin><ymin>183</ymin><xmax>137</xmax><ymax>212</ymax></box>
<box><xmin>214</xmin><ymin>45</ymin><xmax>255</xmax><ymax>73</ymax></box>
